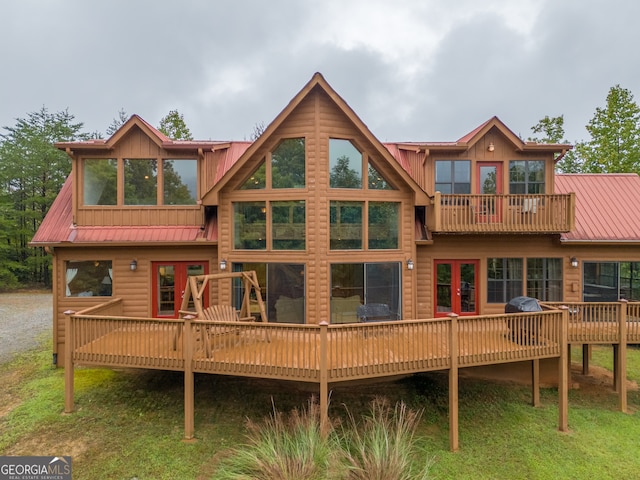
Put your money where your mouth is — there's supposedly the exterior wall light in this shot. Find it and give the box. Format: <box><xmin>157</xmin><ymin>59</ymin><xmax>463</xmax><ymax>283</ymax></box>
<box><xmin>130</xmin><ymin>259</ymin><xmax>138</xmax><ymax>271</ymax></box>
<box><xmin>219</xmin><ymin>259</ymin><xmax>227</xmax><ymax>271</ymax></box>
<box><xmin>407</xmin><ymin>259</ymin><xmax>414</xmax><ymax>270</ymax></box>
<box><xmin>488</xmin><ymin>142</ymin><xmax>495</xmax><ymax>152</ymax></box>
<box><xmin>570</xmin><ymin>257</ymin><xmax>578</xmax><ymax>268</ymax></box>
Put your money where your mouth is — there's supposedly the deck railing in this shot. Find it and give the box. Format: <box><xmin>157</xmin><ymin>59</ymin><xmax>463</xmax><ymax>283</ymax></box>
<box><xmin>66</xmin><ymin>308</ymin><xmax>565</xmax><ymax>383</ymax></box>
<box><xmin>428</xmin><ymin>193</ymin><xmax>575</xmax><ymax>233</ymax></box>
<box><xmin>542</xmin><ymin>300</ymin><xmax>640</xmax><ymax>344</ymax></box>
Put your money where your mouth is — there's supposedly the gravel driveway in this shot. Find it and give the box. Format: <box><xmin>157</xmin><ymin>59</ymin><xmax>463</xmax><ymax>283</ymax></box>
<box><xmin>0</xmin><ymin>292</ymin><xmax>52</xmax><ymax>364</ymax></box>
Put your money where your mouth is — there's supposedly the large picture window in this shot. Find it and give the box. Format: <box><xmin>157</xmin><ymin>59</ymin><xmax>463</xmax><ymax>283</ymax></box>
<box><xmin>583</xmin><ymin>261</ymin><xmax>640</xmax><ymax>301</ymax></box>
<box><xmin>65</xmin><ymin>260</ymin><xmax>112</xmax><ymax>297</ymax></box>
<box><xmin>83</xmin><ymin>158</ymin><xmax>198</xmax><ymax>206</ymax></box>
<box><xmin>234</xmin><ymin>202</ymin><xmax>267</xmax><ymax>250</ymax></box>
<box><xmin>368</xmin><ymin>202</ymin><xmax>399</xmax><ymax>249</ymax></box>
<box><xmin>272</xmin><ymin>201</ymin><xmax>305</xmax><ymax>250</ymax></box>
<box><xmin>487</xmin><ymin>258</ymin><xmax>523</xmax><ymax>303</ymax></box>
<box><xmin>330</xmin><ymin>201</ymin><xmax>363</xmax><ymax>250</ymax></box>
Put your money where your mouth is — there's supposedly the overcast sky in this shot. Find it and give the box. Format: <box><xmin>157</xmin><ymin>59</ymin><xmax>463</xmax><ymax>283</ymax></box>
<box><xmin>1</xmin><ymin>0</ymin><xmax>639</xmax><ymax>145</ymax></box>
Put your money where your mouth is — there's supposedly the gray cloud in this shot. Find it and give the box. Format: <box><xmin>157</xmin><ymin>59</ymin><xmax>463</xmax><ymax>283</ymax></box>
<box><xmin>2</xmin><ymin>0</ymin><xmax>640</xmax><ymax>145</ymax></box>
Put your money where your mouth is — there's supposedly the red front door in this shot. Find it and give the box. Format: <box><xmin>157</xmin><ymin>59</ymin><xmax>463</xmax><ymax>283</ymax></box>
<box><xmin>152</xmin><ymin>261</ymin><xmax>208</xmax><ymax>318</ymax></box>
<box><xmin>435</xmin><ymin>260</ymin><xmax>479</xmax><ymax>316</ymax></box>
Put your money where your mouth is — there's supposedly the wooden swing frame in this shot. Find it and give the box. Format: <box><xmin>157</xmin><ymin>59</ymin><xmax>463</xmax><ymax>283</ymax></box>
<box><xmin>179</xmin><ymin>270</ymin><xmax>268</xmax><ymax>323</ymax></box>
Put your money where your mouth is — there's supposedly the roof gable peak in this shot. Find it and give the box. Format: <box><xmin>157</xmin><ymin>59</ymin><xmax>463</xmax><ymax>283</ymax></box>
<box><xmin>458</xmin><ymin>116</ymin><xmax>524</xmax><ymax>150</ymax></box>
<box><xmin>106</xmin><ymin>114</ymin><xmax>170</xmax><ymax>149</ymax></box>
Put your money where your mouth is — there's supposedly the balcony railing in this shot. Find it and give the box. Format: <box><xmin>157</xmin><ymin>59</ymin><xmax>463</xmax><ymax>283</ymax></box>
<box><xmin>427</xmin><ymin>193</ymin><xmax>575</xmax><ymax>233</ymax></box>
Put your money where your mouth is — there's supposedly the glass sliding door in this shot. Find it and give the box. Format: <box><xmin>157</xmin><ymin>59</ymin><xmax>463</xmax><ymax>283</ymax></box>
<box><xmin>233</xmin><ymin>263</ymin><xmax>306</xmax><ymax>323</ymax></box>
<box><xmin>330</xmin><ymin>262</ymin><xmax>401</xmax><ymax>323</ymax></box>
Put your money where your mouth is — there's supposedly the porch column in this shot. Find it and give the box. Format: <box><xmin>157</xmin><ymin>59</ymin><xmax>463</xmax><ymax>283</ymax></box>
<box><xmin>183</xmin><ymin>316</ymin><xmax>195</xmax><ymax>441</ymax></box>
<box><xmin>582</xmin><ymin>344</ymin><xmax>590</xmax><ymax>375</ymax></box>
<box><xmin>617</xmin><ymin>300</ymin><xmax>628</xmax><ymax>413</ymax></box>
<box><xmin>531</xmin><ymin>359</ymin><xmax>540</xmax><ymax>407</ymax></box>
<box><xmin>63</xmin><ymin>310</ymin><xmax>75</xmax><ymax>414</ymax></box>
<box><xmin>319</xmin><ymin>321</ymin><xmax>329</xmax><ymax>437</ymax></box>
<box><xmin>558</xmin><ymin>307</ymin><xmax>569</xmax><ymax>432</ymax></box>
<box><xmin>448</xmin><ymin>313</ymin><xmax>459</xmax><ymax>452</ymax></box>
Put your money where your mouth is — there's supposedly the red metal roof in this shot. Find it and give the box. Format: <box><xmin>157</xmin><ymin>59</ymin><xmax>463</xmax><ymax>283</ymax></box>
<box><xmin>556</xmin><ymin>173</ymin><xmax>640</xmax><ymax>243</ymax></box>
<box><xmin>214</xmin><ymin>142</ymin><xmax>252</xmax><ymax>183</ymax></box>
<box><xmin>31</xmin><ymin>177</ymin><xmax>73</xmax><ymax>244</ymax></box>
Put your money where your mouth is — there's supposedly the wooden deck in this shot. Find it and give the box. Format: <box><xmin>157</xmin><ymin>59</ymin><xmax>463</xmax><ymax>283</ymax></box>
<box><xmin>62</xmin><ymin>300</ymin><xmax>639</xmax><ymax>451</ymax></box>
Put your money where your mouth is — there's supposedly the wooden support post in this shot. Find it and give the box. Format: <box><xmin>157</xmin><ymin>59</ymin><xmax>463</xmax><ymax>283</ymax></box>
<box><xmin>582</xmin><ymin>344</ymin><xmax>590</xmax><ymax>375</ymax></box>
<box><xmin>558</xmin><ymin>307</ymin><xmax>569</xmax><ymax>432</ymax></box>
<box><xmin>63</xmin><ymin>311</ymin><xmax>75</xmax><ymax>414</ymax></box>
<box><xmin>613</xmin><ymin>344</ymin><xmax>619</xmax><ymax>392</ymax></box>
<box><xmin>319</xmin><ymin>321</ymin><xmax>329</xmax><ymax>437</ymax></box>
<box><xmin>448</xmin><ymin>313</ymin><xmax>459</xmax><ymax>452</ymax></box>
<box><xmin>567</xmin><ymin>343</ymin><xmax>572</xmax><ymax>389</ymax></box>
<box><xmin>617</xmin><ymin>300</ymin><xmax>628</xmax><ymax>413</ymax></box>
<box><xmin>531</xmin><ymin>359</ymin><xmax>540</xmax><ymax>407</ymax></box>
<box><xmin>183</xmin><ymin>317</ymin><xmax>195</xmax><ymax>441</ymax></box>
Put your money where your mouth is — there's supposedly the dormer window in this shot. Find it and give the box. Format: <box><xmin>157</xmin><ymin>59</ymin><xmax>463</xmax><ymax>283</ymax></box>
<box><xmin>83</xmin><ymin>159</ymin><xmax>117</xmax><ymax>205</ymax></box>
<box><xmin>124</xmin><ymin>159</ymin><xmax>157</xmax><ymax>205</ymax></box>
<box><xmin>81</xmin><ymin>157</ymin><xmax>197</xmax><ymax>206</ymax></box>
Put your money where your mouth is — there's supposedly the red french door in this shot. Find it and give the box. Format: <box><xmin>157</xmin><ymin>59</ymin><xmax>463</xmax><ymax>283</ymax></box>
<box><xmin>152</xmin><ymin>261</ymin><xmax>208</xmax><ymax>318</ymax></box>
<box><xmin>435</xmin><ymin>260</ymin><xmax>479</xmax><ymax>317</ymax></box>
<box><xmin>476</xmin><ymin>162</ymin><xmax>502</xmax><ymax>223</ymax></box>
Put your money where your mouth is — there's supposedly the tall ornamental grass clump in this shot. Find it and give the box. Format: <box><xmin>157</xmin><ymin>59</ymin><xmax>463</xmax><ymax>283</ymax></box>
<box><xmin>213</xmin><ymin>399</ymin><xmax>342</xmax><ymax>480</ymax></box>
<box><xmin>213</xmin><ymin>397</ymin><xmax>433</xmax><ymax>480</ymax></box>
<box><xmin>340</xmin><ymin>397</ymin><xmax>433</xmax><ymax>480</ymax></box>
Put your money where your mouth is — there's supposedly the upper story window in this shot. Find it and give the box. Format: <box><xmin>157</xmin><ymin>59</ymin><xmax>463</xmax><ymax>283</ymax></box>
<box><xmin>82</xmin><ymin>158</ymin><xmax>197</xmax><ymax>206</ymax></box>
<box><xmin>124</xmin><ymin>159</ymin><xmax>157</xmax><ymax>205</ymax></box>
<box><xmin>83</xmin><ymin>159</ymin><xmax>117</xmax><ymax>205</ymax></box>
<box><xmin>272</xmin><ymin>138</ymin><xmax>305</xmax><ymax>188</ymax></box>
<box><xmin>330</xmin><ymin>139</ymin><xmax>362</xmax><ymax>188</ymax></box>
<box><xmin>435</xmin><ymin>160</ymin><xmax>471</xmax><ymax>194</ymax></box>
<box><xmin>164</xmin><ymin>159</ymin><xmax>197</xmax><ymax>204</ymax></box>
<box><xmin>509</xmin><ymin>160</ymin><xmax>545</xmax><ymax>194</ymax></box>
<box><xmin>240</xmin><ymin>138</ymin><xmax>306</xmax><ymax>190</ymax></box>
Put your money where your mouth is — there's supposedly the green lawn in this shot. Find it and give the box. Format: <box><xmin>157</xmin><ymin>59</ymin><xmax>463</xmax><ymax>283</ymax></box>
<box><xmin>1</xmin><ymin>340</ymin><xmax>638</xmax><ymax>479</ymax></box>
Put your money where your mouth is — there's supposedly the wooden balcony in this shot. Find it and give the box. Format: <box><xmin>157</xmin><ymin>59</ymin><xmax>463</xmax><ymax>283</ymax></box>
<box><xmin>427</xmin><ymin>193</ymin><xmax>575</xmax><ymax>233</ymax></box>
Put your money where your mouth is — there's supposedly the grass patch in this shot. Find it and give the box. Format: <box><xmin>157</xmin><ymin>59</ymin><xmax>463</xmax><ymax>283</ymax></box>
<box><xmin>1</xmin><ymin>342</ymin><xmax>639</xmax><ymax>479</ymax></box>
